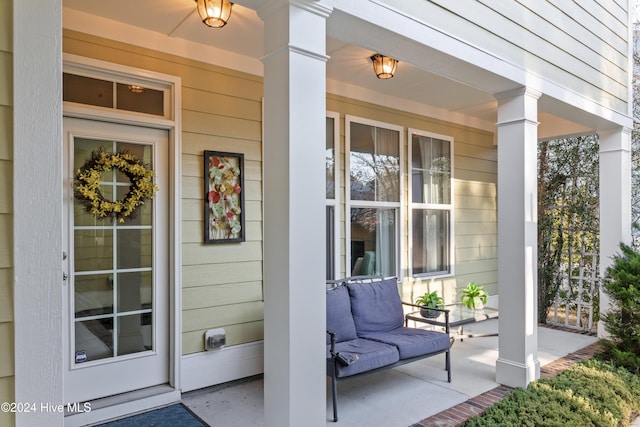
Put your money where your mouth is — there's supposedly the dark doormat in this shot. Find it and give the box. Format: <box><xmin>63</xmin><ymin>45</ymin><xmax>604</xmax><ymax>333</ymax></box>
<box><xmin>97</xmin><ymin>403</ymin><xmax>209</xmax><ymax>427</ymax></box>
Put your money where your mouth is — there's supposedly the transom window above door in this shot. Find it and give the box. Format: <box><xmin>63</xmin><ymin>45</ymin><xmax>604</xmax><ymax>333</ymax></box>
<box><xmin>63</xmin><ymin>70</ymin><xmax>170</xmax><ymax>119</ymax></box>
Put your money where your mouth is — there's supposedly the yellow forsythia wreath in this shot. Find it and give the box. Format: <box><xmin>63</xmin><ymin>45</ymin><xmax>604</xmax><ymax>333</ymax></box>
<box><xmin>75</xmin><ymin>149</ymin><xmax>158</xmax><ymax>223</ymax></box>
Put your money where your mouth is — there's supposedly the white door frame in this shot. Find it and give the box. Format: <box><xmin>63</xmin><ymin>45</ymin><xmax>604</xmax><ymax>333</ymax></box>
<box><xmin>63</xmin><ymin>119</ymin><xmax>170</xmax><ymax>403</ymax></box>
<box><xmin>60</xmin><ymin>55</ymin><xmax>182</xmax><ymax>425</ymax></box>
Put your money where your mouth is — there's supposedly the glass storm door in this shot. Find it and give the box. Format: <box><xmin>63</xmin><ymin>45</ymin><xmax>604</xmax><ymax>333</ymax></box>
<box><xmin>63</xmin><ymin>118</ymin><xmax>169</xmax><ymax>403</ymax></box>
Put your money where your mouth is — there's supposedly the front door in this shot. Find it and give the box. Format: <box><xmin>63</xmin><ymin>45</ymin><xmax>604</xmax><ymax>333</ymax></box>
<box><xmin>63</xmin><ymin>118</ymin><xmax>169</xmax><ymax>403</ymax></box>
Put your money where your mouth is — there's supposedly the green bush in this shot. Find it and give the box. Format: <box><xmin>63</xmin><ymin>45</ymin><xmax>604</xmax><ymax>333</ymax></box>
<box><xmin>601</xmin><ymin>242</ymin><xmax>640</xmax><ymax>356</ymax></box>
<box><xmin>599</xmin><ymin>340</ymin><xmax>640</xmax><ymax>375</ymax></box>
<box><xmin>462</xmin><ymin>360</ymin><xmax>640</xmax><ymax>427</ymax></box>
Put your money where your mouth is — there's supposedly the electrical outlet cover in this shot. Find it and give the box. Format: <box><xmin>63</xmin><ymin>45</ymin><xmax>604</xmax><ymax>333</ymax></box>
<box><xmin>204</xmin><ymin>328</ymin><xmax>226</xmax><ymax>350</ymax></box>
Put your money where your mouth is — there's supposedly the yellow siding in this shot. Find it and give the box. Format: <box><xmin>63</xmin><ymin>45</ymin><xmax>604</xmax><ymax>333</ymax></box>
<box><xmin>0</xmin><ymin>0</ymin><xmax>14</xmax><ymax>424</ymax></box>
<box><xmin>63</xmin><ymin>29</ymin><xmax>499</xmax><ymax>357</ymax></box>
<box><xmin>0</xmin><ymin>376</ymin><xmax>14</xmax><ymax>427</ymax></box>
<box><xmin>63</xmin><ymin>29</ymin><xmax>265</xmax><ymax>356</ymax></box>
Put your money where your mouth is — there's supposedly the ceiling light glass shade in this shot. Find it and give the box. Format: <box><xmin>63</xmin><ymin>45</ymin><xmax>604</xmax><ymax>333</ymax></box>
<box><xmin>370</xmin><ymin>54</ymin><xmax>398</xmax><ymax>79</ymax></box>
<box><xmin>196</xmin><ymin>0</ymin><xmax>233</xmax><ymax>28</ymax></box>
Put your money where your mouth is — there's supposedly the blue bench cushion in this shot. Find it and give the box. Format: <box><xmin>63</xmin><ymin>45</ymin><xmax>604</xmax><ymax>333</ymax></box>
<box><xmin>347</xmin><ymin>277</ymin><xmax>404</xmax><ymax>334</ymax></box>
<box><xmin>361</xmin><ymin>327</ymin><xmax>451</xmax><ymax>359</ymax></box>
<box><xmin>326</xmin><ymin>284</ymin><xmax>358</xmax><ymax>344</ymax></box>
<box><xmin>327</xmin><ymin>338</ymin><xmax>399</xmax><ymax>378</ymax></box>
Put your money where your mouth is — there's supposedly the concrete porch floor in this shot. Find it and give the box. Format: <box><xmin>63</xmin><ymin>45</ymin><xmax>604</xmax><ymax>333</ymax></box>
<box><xmin>181</xmin><ymin>319</ymin><xmax>599</xmax><ymax>426</ymax></box>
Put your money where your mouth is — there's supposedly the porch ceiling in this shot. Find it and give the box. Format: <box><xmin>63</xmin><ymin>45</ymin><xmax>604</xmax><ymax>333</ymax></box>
<box><xmin>63</xmin><ymin>0</ymin><xmax>596</xmax><ymax>139</ymax></box>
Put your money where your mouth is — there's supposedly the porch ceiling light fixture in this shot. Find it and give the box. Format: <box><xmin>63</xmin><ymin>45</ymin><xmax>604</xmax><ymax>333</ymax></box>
<box><xmin>196</xmin><ymin>0</ymin><xmax>233</xmax><ymax>28</ymax></box>
<box><xmin>370</xmin><ymin>54</ymin><xmax>398</xmax><ymax>79</ymax></box>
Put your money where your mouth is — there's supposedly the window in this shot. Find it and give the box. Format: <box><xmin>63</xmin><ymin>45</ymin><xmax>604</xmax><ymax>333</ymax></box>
<box><xmin>346</xmin><ymin>116</ymin><xmax>402</xmax><ymax>278</ymax></box>
<box><xmin>409</xmin><ymin>130</ymin><xmax>453</xmax><ymax>277</ymax></box>
<box><xmin>326</xmin><ymin>113</ymin><xmax>339</xmax><ymax>280</ymax></box>
<box><xmin>63</xmin><ymin>72</ymin><xmax>167</xmax><ymax>118</ymax></box>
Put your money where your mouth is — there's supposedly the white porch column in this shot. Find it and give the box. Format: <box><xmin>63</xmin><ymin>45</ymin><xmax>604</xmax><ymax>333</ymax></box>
<box><xmin>597</xmin><ymin>127</ymin><xmax>632</xmax><ymax>338</ymax></box>
<box><xmin>495</xmin><ymin>87</ymin><xmax>541</xmax><ymax>388</ymax></box>
<box><xmin>13</xmin><ymin>0</ymin><xmax>64</xmax><ymax>425</ymax></box>
<box><xmin>259</xmin><ymin>1</ymin><xmax>331</xmax><ymax>426</ymax></box>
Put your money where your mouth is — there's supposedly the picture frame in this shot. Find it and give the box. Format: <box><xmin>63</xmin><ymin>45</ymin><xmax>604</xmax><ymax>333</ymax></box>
<box><xmin>204</xmin><ymin>150</ymin><xmax>245</xmax><ymax>244</ymax></box>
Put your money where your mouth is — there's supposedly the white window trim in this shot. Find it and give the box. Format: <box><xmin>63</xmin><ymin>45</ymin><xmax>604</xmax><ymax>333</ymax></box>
<box><xmin>326</xmin><ymin>111</ymin><xmax>340</xmax><ymax>280</ymax></box>
<box><xmin>407</xmin><ymin>128</ymin><xmax>455</xmax><ymax>279</ymax></box>
<box><xmin>345</xmin><ymin>115</ymin><xmax>404</xmax><ymax>280</ymax></box>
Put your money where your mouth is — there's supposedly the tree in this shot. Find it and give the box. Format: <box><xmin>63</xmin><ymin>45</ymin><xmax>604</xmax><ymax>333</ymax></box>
<box><xmin>537</xmin><ymin>136</ymin><xmax>599</xmax><ymax>324</ymax></box>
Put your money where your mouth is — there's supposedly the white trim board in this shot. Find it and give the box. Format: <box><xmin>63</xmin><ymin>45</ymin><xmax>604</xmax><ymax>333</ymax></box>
<box><xmin>181</xmin><ymin>341</ymin><xmax>264</xmax><ymax>393</ymax></box>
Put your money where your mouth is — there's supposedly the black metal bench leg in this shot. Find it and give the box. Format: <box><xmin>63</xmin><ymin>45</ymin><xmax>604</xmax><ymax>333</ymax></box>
<box><xmin>332</xmin><ymin>371</ymin><xmax>338</xmax><ymax>422</ymax></box>
<box><xmin>446</xmin><ymin>350</ymin><xmax>451</xmax><ymax>383</ymax></box>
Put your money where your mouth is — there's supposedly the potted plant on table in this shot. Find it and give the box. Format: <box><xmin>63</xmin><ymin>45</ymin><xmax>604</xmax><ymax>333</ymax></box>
<box><xmin>415</xmin><ymin>291</ymin><xmax>444</xmax><ymax>318</ymax></box>
<box><xmin>460</xmin><ymin>282</ymin><xmax>488</xmax><ymax>310</ymax></box>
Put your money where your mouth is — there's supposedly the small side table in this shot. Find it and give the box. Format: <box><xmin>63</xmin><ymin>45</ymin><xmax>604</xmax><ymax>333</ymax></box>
<box><xmin>406</xmin><ymin>303</ymin><xmax>499</xmax><ymax>341</ymax></box>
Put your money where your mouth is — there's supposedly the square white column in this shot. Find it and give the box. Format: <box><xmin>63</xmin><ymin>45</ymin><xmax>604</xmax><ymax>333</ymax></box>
<box><xmin>13</xmin><ymin>0</ymin><xmax>64</xmax><ymax>426</ymax></box>
<box><xmin>259</xmin><ymin>1</ymin><xmax>331</xmax><ymax>426</ymax></box>
<box><xmin>495</xmin><ymin>87</ymin><xmax>541</xmax><ymax>388</ymax></box>
<box><xmin>598</xmin><ymin>127</ymin><xmax>632</xmax><ymax>337</ymax></box>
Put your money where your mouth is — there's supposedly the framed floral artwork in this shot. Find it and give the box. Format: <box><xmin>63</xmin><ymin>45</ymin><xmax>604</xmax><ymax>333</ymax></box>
<box><xmin>204</xmin><ymin>151</ymin><xmax>245</xmax><ymax>243</ymax></box>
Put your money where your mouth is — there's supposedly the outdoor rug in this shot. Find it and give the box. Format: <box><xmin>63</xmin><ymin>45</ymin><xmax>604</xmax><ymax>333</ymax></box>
<box><xmin>97</xmin><ymin>403</ymin><xmax>209</xmax><ymax>427</ymax></box>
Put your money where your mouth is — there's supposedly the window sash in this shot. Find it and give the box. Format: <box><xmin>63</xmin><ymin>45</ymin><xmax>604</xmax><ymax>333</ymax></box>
<box><xmin>411</xmin><ymin>208</ymin><xmax>450</xmax><ymax>276</ymax></box>
<box><xmin>346</xmin><ymin>116</ymin><xmax>403</xmax><ymax>279</ymax></box>
<box><xmin>409</xmin><ymin>130</ymin><xmax>453</xmax><ymax>278</ymax></box>
<box><xmin>349</xmin><ymin>207</ymin><xmax>397</xmax><ymax>277</ymax></box>
<box><xmin>326</xmin><ymin>112</ymin><xmax>340</xmax><ymax>280</ymax></box>
<box><xmin>349</xmin><ymin>122</ymin><xmax>400</xmax><ymax>203</ymax></box>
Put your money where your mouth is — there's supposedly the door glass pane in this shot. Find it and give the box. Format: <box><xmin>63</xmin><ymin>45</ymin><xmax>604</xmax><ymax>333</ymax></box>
<box><xmin>117</xmin><ymin>271</ymin><xmax>152</xmax><ymax>312</ymax></box>
<box><xmin>118</xmin><ymin>313</ymin><xmax>152</xmax><ymax>356</ymax></box>
<box><xmin>73</xmin><ymin>138</ymin><xmax>111</xmax><ymax>169</ymax></box>
<box><xmin>75</xmin><ymin>318</ymin><xmax>113</xmax><ymax>362</ymax></box>
<box><xmin>75</xmin><ymin>274</ymin><xmax>114</xmax><ymax>317</ymax></box>
<box><xmin>74</xmin><ymin>229</ymin><xmax>114</xmax><ymax>272</ymax></box>
<box><xmin>74</xmin><ymin>186</ymin><xmax>114</xmax><ymax>227</ymax></box>
<box><xmin>115</xmin><ymin>184</ymin><xmax>152</xmax><ymax>226</ymax></box>
<box><xmin>73</xmin><ymin>136</ymin><xmax>154</xmax><ymax>364</ymax></box>
<box><xmin>117</xmin><ymin>229</ymin><xmax>152</xmax><ymax>269</ymax></box>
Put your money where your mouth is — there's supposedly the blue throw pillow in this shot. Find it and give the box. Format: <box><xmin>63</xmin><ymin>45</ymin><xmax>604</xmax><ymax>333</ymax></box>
<box><xmin>347</xmin><ymin>277</ymin><xmax>404</xmax><ymax>334</ymax></box>
<box><xmin>326</xmin><ymin>285</ymin><xmax>358</xmax><ymax>344</ymax></box>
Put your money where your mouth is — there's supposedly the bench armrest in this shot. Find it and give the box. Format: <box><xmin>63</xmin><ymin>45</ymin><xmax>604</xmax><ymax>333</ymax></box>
<box><xmin>327</xmin><ymin>330</ymin><xmax>337</xmax><ymax>357</ymax></box>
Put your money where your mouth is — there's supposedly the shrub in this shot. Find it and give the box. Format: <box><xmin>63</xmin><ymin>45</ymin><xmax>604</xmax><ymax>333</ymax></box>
<box><xmin>598</xmin><ymin>340</ymin><xmax>640</xmax><ymax>376</ymax></box>
<box><xmin>462</xmin><ymin>360</ymin><xmax>640</xmax><ymax>427</ymax></box>
<box><xmin>601</xmin><ymin>242</ymin><xmax>640</xmax><ymax>356</ymax></box>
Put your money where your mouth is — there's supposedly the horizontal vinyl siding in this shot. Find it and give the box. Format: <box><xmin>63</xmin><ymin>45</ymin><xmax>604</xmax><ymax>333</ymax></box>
<box><xmin>452</xmin><ymin>124</ymin><xmax>498</xmax><ymax>297</ymax></box>
<box><xmin>381</xmin><ymin>0</ymin><xmax>629</xmax><ymax>114</ymax></box>
<box><xmin>327</xmin><ymin>94</ymin><xmax>498</xmax><ymax>302</ymax></box>
<box><xmin>63</xmin><ymin>29</ymin><xmax>500</xmax><ymax>358</ymax></box>
<box><xmin>63</xmin><ymin>29</ymin><xmax>265</xmax><ymax>356</ymax></box>
<box><xmin>0</xmin><ymin>1</ymin><xmax>13</xmax><ymax>426</ymax></box>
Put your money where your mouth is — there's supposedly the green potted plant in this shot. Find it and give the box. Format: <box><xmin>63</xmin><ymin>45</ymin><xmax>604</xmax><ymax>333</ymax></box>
<box><xmin>415</xmin><ymin>291</ymin><xmax>444</xmax><ymax>318</ymax></box>
<box><xmin>460</xmin><ymin>282</ymin><xmax>488</xmax><ymax>310</ymax></box>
